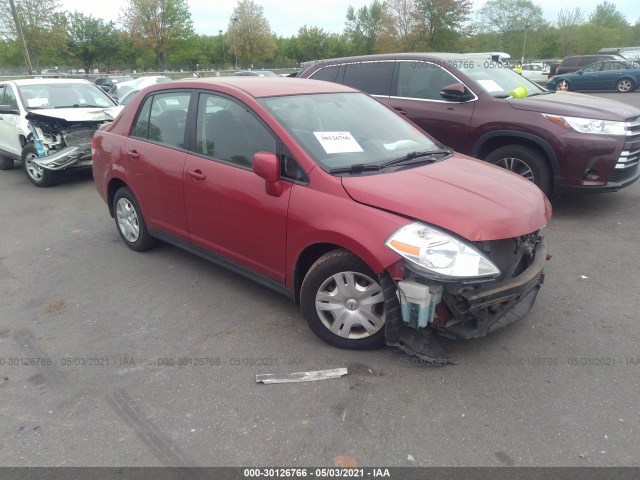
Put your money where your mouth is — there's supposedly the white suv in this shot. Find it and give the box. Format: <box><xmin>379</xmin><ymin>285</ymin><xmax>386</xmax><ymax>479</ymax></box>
<box><xmin>0</xmin><ymin>78</ymin><xmax>122</xmax><ymax>187</ymax></box>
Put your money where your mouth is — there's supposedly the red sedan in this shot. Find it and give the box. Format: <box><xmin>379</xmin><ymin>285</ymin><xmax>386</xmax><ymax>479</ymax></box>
<box><xmin>92</xmin><ymin>78</ymin><xmax>551</xmax><ymax>362</ymax></box>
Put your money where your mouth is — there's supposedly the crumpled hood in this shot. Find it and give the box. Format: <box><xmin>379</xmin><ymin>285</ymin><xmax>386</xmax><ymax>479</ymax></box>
<box><xmin>341</xmin><ymin>155</ymin><xmax>551</xmax><ymax>241</ymax></box>
<box><xmin>506</xmin><ymin>91</ymin><xmax>640</xmax><ymax>120</ymax></box>
<box><xmin>26</xmin><ymin>106</ymin><xmax>124</xmax><ymax>124</ymax></box>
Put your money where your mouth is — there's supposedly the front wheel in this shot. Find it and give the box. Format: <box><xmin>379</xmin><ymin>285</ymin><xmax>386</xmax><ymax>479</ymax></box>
<box><xmin>616</xmin><ymin>78</ymin><xmax>635</xmax><ymax>93</ymax></box>
<box><xmin>22</xmin><ymin>144</ymin><xmax>56</xmax><ymax>187</ymax></box>
<box><xmin>112</xmin><ymin>187</ymin><xmax>155</xmax><ymax>252</ymax></box>
<box><xmin>300</xmin><ymin>250</ymin><xmax>387</xmax><ymax>350</ymax></box>
<box><xmin>554</xmin><ymin>80</ymin><xmax>569</xmax><ymax>91</ymax></box>
<box><xmin>485</xmin><ymin>145</ymin><xmax>552</xmax><ymax>196</ymax></box>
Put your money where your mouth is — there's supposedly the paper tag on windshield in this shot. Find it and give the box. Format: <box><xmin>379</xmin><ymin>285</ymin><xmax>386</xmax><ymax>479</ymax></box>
<box><xmin>476</xmin><ymin>79</ymin><xmax>503</xmax><ymax>92</ymax></box>
<box><xmin>28</xmin><ymin>98</ymin><xmax>49</xmax><ymax>107</ymax></box>
<box><xmin>314</xmin><ymin>132</ymin><xmax>363</xmax><ymax>154</ymax></box>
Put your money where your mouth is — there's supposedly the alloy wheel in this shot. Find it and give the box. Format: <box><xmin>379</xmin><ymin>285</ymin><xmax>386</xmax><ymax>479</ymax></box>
<box><xmin>492</xmin><ymin>157</ymin><xmax>535</xmax><ymax>182</ymax></box>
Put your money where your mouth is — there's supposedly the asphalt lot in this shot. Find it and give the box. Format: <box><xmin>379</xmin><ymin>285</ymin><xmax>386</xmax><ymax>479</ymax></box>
<box><xmin>0</xmin><ymin>91</ymin><xmax>639</xmax><ymax>468</ymax></box>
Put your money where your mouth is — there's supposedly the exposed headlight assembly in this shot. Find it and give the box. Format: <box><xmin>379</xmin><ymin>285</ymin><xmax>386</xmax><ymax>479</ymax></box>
<box><xmin>543</xmin><ymin>114</ymin><xmax>626</xmax><ymax>135</ymax></box>
<box><xmin>386</xmin><ymin>223</ymin><xmax>500</xmax><ymax>280</ymax></box>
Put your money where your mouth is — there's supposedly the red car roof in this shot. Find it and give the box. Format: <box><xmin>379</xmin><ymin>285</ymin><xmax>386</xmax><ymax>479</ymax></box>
<box><xmin>150</xmin><ymin>77</ymin><xmax>357</xmax><ymax>98</ymax></box>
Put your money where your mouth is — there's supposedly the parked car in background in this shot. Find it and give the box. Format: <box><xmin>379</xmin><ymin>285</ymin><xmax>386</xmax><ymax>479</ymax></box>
<box><xmin>520</xmin><ymin>62</ymin><xmax>550</xmax><ymax>83</ymax></box>
<box><xmin>554</xmin><ymin>54</ymin><xmax>626</xmax><ymax>76</ymax></box>
<box><xmin>298</xmin><ymin>52</ymin><xmax>640</xmax><ymax>195</ymax></box>
<box><xmin>232</xmin><ymin>70</ymin><xmax>278</xmax><ymax>77</ymax></box>
<box><xmin>547</xmin><ymin>60</ymin><xmax>640</xmax><ymax>93</ymax></box>
<box><xmin>39</xmin><ymin>68</ymin><xmax>65</xmax><ymax>78</ymax></box>
<box><xmin>92</xmin><ymin>77</ymin><xmax>551</xmax><ymax>360</ymax></box>
<box><xmin>94</xmin><ymin>75</ymin><xmax>133</xmax><ymax>92</ymax></box>
<box><xmin>0</xmin><ymin>79</ymin><xmax>121</xmax><ymax>186</ymax></box>
<box><xmin>108</xmin><ymin>75</ymin><xmax>172</xmax><ymax>101</ymax></box>
<box><xmin>599</xmin><ymin>47</ymin><xmax>640</xmax><ymax>63</ymax></box>
<box><xmin>117</xmin><ymin>89</ymin><xmax>141</xmax><ymax>105</ymax></box>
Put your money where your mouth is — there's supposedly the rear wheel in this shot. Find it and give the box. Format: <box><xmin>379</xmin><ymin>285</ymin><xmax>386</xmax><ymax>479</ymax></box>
<box><xmin>0</xmin><ymin>157</ymin><xmax>14</xmax><ymax>170</ymax></box>
<box><xmin>616</xmin><ymin>78</ymin><xmax>635</xmax><ymax>93</ymax></box>
<box><xmin>485</xmin><ymin>145</ymin><xmax>552</xmax><ymax>196</ymax></box>
<box><xmin>300</xmin><ymin>250</ymin><xmax>387</xmax><ymax>350</ymax></box>
<box><xmin>22</xmin><ymin>144</ymin><xmax>56</xmax><ymax>187</ymax></box>
<box><xmin>113</xmin><ymin>187</ymin><xmax>155</xmax><ymax>252</ymax></box>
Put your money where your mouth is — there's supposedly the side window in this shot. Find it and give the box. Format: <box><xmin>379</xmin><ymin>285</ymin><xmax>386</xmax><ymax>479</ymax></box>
<box><xmin>582</xmin><ymin>62</ymin><xmax>601</xmax><ymax>72</ymax></box>
<box><xmin>309</xmin><ymin>65</ymin><xmax>340</xmax><ymax>83</ymax></box>
<box><xmin>396</xmin><ymin>62</ymin><xmax>458</xmax><ymax>101</ymax></box>
<box><xmin>579</xmin><ymin>57</ymin><xmax>597</xmax><ymax>68</ymax></box>
<box><xmin>131</xmin><ymin>96</ymin><xmax>153</xmax><ymax>139</ymax></box>
<box><xmin>342</xmin><ymin>62</ymin><xmax>393</xmax><ymax>95</ymax></box>
<box><xmin>195</xmin><ymin>93</ymin><xmax>276</xmax><ymax>169</ymax></box>
<box><xmin>4</xmin><ymin>85</ymin><xmax>17</xmax><ymax>109</ymax></box>
<box><xmin>130</xmin><ymin>91</ymin><xmax>190</xmax><ymax>148</ymax></box>
<box><xmin>604</xmin><ymin>61</ymin><xmax>625</xmax><ymax>70</ymax></box>
<box><xmin>561</xmin><ymin>57</ymin><xmax>579</xmax><ymax>68</ymax></box>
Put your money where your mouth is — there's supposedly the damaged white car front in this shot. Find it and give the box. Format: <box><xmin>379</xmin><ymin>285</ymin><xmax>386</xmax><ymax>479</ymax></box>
<box><xmin>0</xmin><ymin>78</ymin><xmax>122</xmax><ymax>187</ymax></box>
<box><xmin>23</xmin><ymin>108</ymin><xmax>122</xmax><ymax>186</ymax></box>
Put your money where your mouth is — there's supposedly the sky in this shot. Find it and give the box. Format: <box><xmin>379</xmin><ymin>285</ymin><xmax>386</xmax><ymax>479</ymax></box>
<box><xmin>58</xmin><ymin>0</ymin><xmax>640</xmax><ymax>38</ymax></box>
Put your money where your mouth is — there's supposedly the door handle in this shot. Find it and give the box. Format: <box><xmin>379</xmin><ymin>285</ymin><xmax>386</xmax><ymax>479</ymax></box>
<box><xmin>187</xmin><ymin>169</ymin><xmax>205</xmax><ymax>181</ymax></box>
<box><xmin>126</xmin><ymin>149</ymin><xmax>139</xmax><ymax>159</ymax></box>
<box><xmin>394</xmin><ymin>107</ymin><xmax>407</xmax><ymax>116</ymax></box>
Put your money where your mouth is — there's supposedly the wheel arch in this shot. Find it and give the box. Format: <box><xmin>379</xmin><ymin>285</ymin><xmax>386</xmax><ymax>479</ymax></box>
<box><xmin>617</xmin><ymin>77</ymin><xmax>635</xmax><ymax>92</ymax></box>
<box><xmin>107</xmin><ymin>177</ymin><xmax>129</xmax><ymax>218</ymax></box>
<box><xmin>292</xmin><ymin>240</ymin><xmax>396</xmax><ymax>305</ymax></box>
<box><xmin>470</xmin><ymin>131</ymin><xmax>560</xmax><ymax>189</ymax></box>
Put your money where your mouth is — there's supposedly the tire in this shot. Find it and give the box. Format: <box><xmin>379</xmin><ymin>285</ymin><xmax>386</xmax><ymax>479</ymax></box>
<box><xmin>112</xmin><ymin>187</ymin><xmax>155</xmax><ymax>252</ymax></box>
<box><xmin>484</xmin><ymin>145</ymin><xmax>552</xmax><ymax>196</ymax></box>
<box><xmin>554</xmin><ymin>79</ymin><xmax>569</xmax><ymax>91</ymax></box>
<box><xmin>616</xmin><ymin>78</ymin><xmax>635</xmax><ymax>93</ymax></box>
<box><xmin>300</xmin><ymin>249</ymin><xmax>388</xmax><ymax>350</ymax></box>
<box><xmin>22</xmin><ymin>144</ymin><xmax>56</xmax><ymax>187</ymax></box>
<box><xmin>0</xmin><ymin>157</ymin><xmax>14</xmax><ymax>170</ymax></box>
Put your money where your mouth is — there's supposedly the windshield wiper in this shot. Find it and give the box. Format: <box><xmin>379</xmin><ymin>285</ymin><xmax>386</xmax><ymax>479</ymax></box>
<box><xmin>329</xmin><ymin>163</ymin><xmax>382</xmax><ymax>174</ymax></box>
<box><xmin>55</xmin><ymin>104</ymin><xmax>103</xmax><ymax>108</ymax></box>
<box><xmin>381</xmin><ymin>149</ymin><xmax>452</xmax><ymax>168</ymax></box>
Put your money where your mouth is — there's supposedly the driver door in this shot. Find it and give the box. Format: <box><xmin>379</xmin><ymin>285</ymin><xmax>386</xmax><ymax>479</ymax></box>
<box><xmin>183</xmin><ymin>92</ymin><xmax>292</xmax><ymax>283</ymax></box>
<box><xmin>0</xmin><ymin>84</ymin><xmax>22</xmax><ymax>158</ymax></box>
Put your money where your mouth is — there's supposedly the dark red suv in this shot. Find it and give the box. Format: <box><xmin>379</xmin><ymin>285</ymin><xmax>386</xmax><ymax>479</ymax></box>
<box><xmin>93</xmin><ymin>77</ymin><xmax>551</xmax><ymax>362</ymax></box>
<box><xmin>298</xmin><ymin>53</ymin><xmax>640</xmax><ymax>195</ymax></box>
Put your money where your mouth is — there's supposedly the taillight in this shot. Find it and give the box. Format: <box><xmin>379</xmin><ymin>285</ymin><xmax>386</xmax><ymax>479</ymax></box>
<box><xmin>91</xmin><ymin>135</ymin><xmax>97</xmax><ymax>156</ymax></box>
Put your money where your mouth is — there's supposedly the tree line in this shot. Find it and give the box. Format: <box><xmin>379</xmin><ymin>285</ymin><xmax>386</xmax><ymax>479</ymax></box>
<box><xmin>1</xmin><ymin>0</ymin><xmax>639</xmax><ymax>75</ymax></box>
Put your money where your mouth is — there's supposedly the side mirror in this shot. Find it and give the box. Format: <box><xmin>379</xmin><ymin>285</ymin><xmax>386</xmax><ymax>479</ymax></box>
<box><xmin>0</xmin><ymin>105</ymin><xmax>19</xmax><ymax>115</ymax></box>
<box><xmin>440</xmin><ymin>83</ymin><xmax>472</xmax><ymax>101</ymax></box>
<box><xmin>253</xmin><ymin>151</ymin><xmax>283</xmax><ymax>197</ymax></box>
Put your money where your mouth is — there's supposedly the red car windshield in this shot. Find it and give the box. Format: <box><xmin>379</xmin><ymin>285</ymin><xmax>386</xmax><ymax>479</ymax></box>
<box><xmin>260</xmin><ymin>92</ymin><xmax>442</xmax><ymax>171</ymax></box>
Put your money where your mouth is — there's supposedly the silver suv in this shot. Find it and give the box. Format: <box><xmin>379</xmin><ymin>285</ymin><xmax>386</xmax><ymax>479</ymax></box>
<box><xmin>0</xmin><ymin>79</ymin><xmax>121</xmax><ymax>187</ymax></box>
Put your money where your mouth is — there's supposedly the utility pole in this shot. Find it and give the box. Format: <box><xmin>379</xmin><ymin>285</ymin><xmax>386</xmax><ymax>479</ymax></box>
<box><xmin>233</xmin><ymin>17</ymin><xmax>239</xmax><ymax>70</ymax></box>
<box><xmin>521</xmin><ymin>24</ymin><xmax>530</xmax><ymax>64</ymax></box>
<box><xmin>219</xmin><ymin>29</ymin><xmax>225</xmax><ymax>69</ymax></box>
<box><xmin>9</xmin><ymin>0</ymin><xmax>34</xmax><ymax>75</ymax></box>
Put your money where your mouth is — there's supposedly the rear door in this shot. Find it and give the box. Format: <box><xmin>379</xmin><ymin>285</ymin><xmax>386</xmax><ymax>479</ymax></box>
<box><xmin>123</xmin><ymin>90</ymin><xmax>191</xmax><ymax>241</ymax></box>
<box><xmin>388</xmin><ymin>60</ymin><xmax>475</xmax><ymax>151</ymax></box>
<box><xmin>183</xmin><ymin>92</ymin><xmax>292</xmax><ymax>283</ymax></box>
<box><xmin>598</xmin><ymin>61</ymin><xmax>630</xmax><ymax>89</ymax></box>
